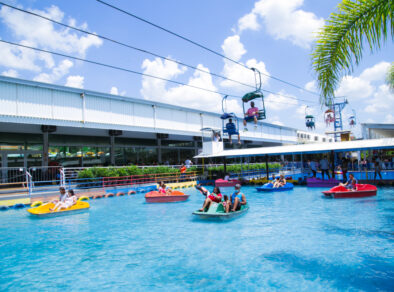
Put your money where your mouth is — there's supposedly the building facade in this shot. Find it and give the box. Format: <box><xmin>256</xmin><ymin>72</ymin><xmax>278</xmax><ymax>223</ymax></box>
<box><xmin>0</xmin><ymin>76</ymin><xmax>299</xmax><ymax>169</ymax></box>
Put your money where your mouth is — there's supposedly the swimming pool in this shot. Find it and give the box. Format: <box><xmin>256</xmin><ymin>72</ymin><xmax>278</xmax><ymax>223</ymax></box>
<box><xmin>1</xmin><ymin>186</ymin><xmax>393</xmax><ymax>291</ymax></box>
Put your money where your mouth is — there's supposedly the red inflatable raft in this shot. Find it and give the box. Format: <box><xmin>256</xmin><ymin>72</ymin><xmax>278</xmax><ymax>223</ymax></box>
<box><xmin>215</xmin><ymin>179</ymin><xmax>240</xmax><ymax>187</ymax></box>
<box><xmin>322</xmin><ymin>184</ymin><xmax>377</xmax><ymax>198</ymax></box>
<box><xmin>145</xmin><ymin>190</ymin><xmax>189</xmax><ymax>203</ymax></box>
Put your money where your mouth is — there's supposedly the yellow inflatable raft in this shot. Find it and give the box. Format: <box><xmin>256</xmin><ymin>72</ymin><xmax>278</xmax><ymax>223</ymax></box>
<box><xmin>27</xmin><ymin>200</ymin><xmax>90</xmax><ymax>216</ymax></box>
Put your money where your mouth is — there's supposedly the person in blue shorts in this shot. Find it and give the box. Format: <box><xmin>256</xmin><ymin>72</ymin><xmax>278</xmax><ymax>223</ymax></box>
<box><xmin>229</xmin><ymin>184</ymin><xmax>247</xmax><ymax>212</ymax></box>
<box><xmin>225</xmin><ymin>118</ymin><xmax>240</xmax><ymax>144</ymax></box>
<box><xmin>339</xmin><ymin>173</ymin><xmax>357</xmax><ymax>190</ymax></box>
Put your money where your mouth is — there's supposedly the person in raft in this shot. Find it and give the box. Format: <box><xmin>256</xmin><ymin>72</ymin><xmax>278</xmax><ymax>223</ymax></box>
<box><xmin>339</xmin><ymin>173</ymin><xmax>357</xmax><ymax>190</ymax></box>
<box><xmin>158</xmin><ymin>181</ymin><xmax>172</xmax><ymax>195</ymax></box>
<box><xmin>52</xmin><ymin>186</ymin><xmax>67</xmax><ymax>204</ymax></box>
<box><xmin>229</xmin><ymin>184</ymin><xmax>247</xmax><ymax>212</ymax></box>
<box><xmin>198</xmin><ymin>186</ymin><xmax>222</xmax><ymax>212</ymax></box>
<box><xmin>243</xmin><ymin>101</ymin><xmax>259</xmax><ymax>130</ymax></box>
<box><xmin>50</xmin><ymin>189</ymin><xmax>77</xmax><ymax>211</ymax></box>
<box><xmin>273</xmin><ymin>174</ymin><xmax>286</xmax><ymax>188</ymax></box>
<box><xmin>222</xmin><ymin>195</ymin><xmax>230</xmax><ymax>211</ymax></box>
<box><xmin>270</xmin><ymin>174</ymin><xmax>276</xmax><ymax>184</ymax></box>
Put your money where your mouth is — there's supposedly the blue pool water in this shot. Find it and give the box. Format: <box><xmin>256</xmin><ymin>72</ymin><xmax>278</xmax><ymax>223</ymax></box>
<box><xmin>1</xmin><ymin>186</ymin><xmax>393</xmax><ymax>291</ymax></box>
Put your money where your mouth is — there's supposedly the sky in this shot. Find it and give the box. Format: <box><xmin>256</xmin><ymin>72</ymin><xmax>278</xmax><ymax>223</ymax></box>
<box><xmin>0</xmin><ymin>0</ymin><xmax>393</xmax><ymax>138</ymax></box>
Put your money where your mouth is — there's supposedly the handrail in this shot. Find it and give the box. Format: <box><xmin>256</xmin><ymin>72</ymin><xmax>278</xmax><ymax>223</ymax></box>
<box><xmin>25</xmin><ymin>171</ymin><xmax>33</xmax><ymax>200</ymax></box>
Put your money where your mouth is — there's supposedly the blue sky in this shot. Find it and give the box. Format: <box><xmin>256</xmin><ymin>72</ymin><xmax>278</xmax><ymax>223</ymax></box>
<box><xmin>0</xmin><ymin>0</ymin><xmax>393</xmax><ymax>137</ymax></box>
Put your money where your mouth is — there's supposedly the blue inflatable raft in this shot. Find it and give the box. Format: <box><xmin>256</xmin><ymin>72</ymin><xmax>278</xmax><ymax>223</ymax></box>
<box><xmin>256</xmin><ymin>183</ymin><xmax>294</xmax><ymax>192</ymax></box>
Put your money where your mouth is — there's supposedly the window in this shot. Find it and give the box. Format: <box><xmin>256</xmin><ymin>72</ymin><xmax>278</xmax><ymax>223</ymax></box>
<box><xmin>314</xmin><ymin>136</ymin><xmax>318</xmax><ymax>141</ymax></box>
<box><xmin>323</xmin><ymin>138</ymin><xmax>326</xmax><ymax>142</ymax></box>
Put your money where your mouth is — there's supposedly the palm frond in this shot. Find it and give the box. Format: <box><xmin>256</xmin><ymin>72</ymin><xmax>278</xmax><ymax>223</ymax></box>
<box><xmin>312</xmin><ymin>0</ymin><xmax>394</xmax><ymax>104</ymax></box>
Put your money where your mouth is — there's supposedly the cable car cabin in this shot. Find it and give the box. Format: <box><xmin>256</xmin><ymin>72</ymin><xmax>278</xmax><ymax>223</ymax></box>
<box><xmin>242</xmin><ymin>91</ymin><xmax>266</xmax><ymax>123</ymax></box>
<box><xmin>324</xmin><ymin>109</ymin><xmax>335</xmax><ymax>126</ymax></box>
<box><xmin>305</xmin><ymin>115</ymin><xmax>315</xmax><ymax>130</ymax></box>
<box><xmin>349</xmin><ymin>116</ymin><xmax>356</xmax><ymax>127</ymax></box>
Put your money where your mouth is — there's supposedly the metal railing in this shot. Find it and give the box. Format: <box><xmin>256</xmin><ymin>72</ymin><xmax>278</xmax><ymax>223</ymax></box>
<box><xmin>0</xmin><ymin>167</ymin><xmax>26</xmax><ymax>184</ymax></box>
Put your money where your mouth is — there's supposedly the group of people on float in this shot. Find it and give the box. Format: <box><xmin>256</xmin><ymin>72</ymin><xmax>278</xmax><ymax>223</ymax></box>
<box><xmin>195</xmin><ymin>183</ymin><xmax>246</xmax><ymax>213</ymax></box>
<box><xmin>270</xmin><ymin>174</ymin><xmax>287</xmax><ymax>188</ymax></box>
<box><xmin>50</xmin><ymin>187</ymin><xmax>78</xmax><ymax>212</ymax></box>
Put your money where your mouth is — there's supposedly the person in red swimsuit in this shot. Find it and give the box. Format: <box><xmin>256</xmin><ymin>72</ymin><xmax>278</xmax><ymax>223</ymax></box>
<box><xmin>197</xmin><ymin>186</ymin><xmax>222</xmax><ymax>212</ymax></box>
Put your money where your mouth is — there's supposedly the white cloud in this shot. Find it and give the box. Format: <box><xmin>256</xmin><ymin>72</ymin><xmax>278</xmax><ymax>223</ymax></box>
<box><xmin>110</xmin><ymin>86</ymin><xmax>127</xmax><ymax>96</ymax></box>
<box><xmin>359</xmin><ymin>61</ymin><xmax>391</xmax><ymax>82</ymax></box>
<box><xmin>364</xmin><ymin>84</ymin><xmax>394</xmax><ymax>113</ymax></box>
<box><xmin>0</xmin><ymin>40</ymin><xmax>42</xmax><ymax>71</ymax></box>
<box><xmin>0</xmin><ymin>5</ymin><xmax>102</xmax><ymax>57</ymax></box>
<box><xmin>336</xmin><ymin>61</ymin><xmax>392</xmax><ymax>101</ymax></box>
<box><xmin>237</xmin><ymin>13</ymin><xmax>260</xmax><ymax>32</ymax></box>
<box><xmin>140</xmin><ymin>57</ymin><xmax>240</xmax><ymax>113</ymax></box>
<box><xmin>33</xmin><ymin>59</ymin><xmax>73</xmax><ymax>83</ymax></box>
<box><xmin>304</xmin><ymin>80</ymin><xmax>316</xmax><ymax>92</ymax></box>
<box><xmin>238</xmin><ymin>0</ymin><xmax>324</xmax><ymax>49</ymax></box>
<box><xmin>110</xmin><ymin>87</ymin><xmax>119</xmax><ymax>95</ymax></box>
<box><xmin>140</xmin><ymin>57</ymin><xmax>187</xmax><ymax>100</ymax></box>
<box><xmin>335</xmin><ymin>76</ymin><xmax>374</xmax><ymax>99</ymax></box>
<box><xmin>265</xmin><ymin>91</ymin><xmax>298</xmax><ymax>111</ymax></box>
<box><xmin>220</xmin><ymin>58</ymin><xmax>270</xmax><ymax>91</ymax></box>
<box><xmin>221</xmin><ymin>35</ymin><xmax>246</xmax><ymax>62</ymax></box>
<box><xmin>65</xmin><ymin>75</ymin><xmax>84</xmax><ymax>88</ymax></box>
<box><xmin>296</xmin><ymin>104</ymin><xmax>316</xmax><ymax>116</ymax></box>
<box><xmin>1</xmin><ymin>69</ymin><xmax>19</xmax><ymax>78</ymax></box>
<box><xmin>0</xmin><ymin>4</ymin><xmax>102</xmax><ymax>78</ymax></box>
<box><xmin>385</xmin><ymin>114</ymin><xmax>394</xmax><ymax>123</ymax></box>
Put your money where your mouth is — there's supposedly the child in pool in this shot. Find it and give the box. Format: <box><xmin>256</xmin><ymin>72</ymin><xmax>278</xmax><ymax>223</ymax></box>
<box><xmin>222</xmin><ymin>195</ymin><xmax>231</xmax><ymax>213</ymax></box>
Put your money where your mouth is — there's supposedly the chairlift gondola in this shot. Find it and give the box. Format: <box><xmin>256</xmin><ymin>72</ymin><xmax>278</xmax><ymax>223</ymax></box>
<box><xmin>242</xmin><ymin>68</ymin><xmax>266</xmax><ymax>128</ymax></box>
<box><xmin>221</xmin><ymin>95</ymin><xmax>240</xmax><ymax>144</ymax></box>
<box><xmin>324</xmin><ymin>109</ymin><xmax>335</xmax><ymax>126</ymax></box>
<box><xmin>349</xmin><ymin>109</ymin><xmax>356</xmax><ymax>127</ymax></box>
<box><xmin>305</xmin><ymin>106</ymin><xmax>315</xmax><ymax>130</ymax></box>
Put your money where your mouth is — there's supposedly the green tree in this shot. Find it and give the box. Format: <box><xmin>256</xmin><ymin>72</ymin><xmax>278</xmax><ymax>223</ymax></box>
<box><xmin>387</xmin><ymin>61</ymin><xmax>394</xmax><ymax>91</ymax></box>
<box><xmin>312</xmin><ymin>0</ymin><xmax>393</xmax><ymax>104</ymax></box>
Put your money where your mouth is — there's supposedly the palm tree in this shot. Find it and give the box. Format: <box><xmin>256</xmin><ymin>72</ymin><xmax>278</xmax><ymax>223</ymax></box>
<box><xmin>312</xmin><ymin>0</ymin><xmax>393</xmax><ymax>104</ymax></box>
<box><xmin>387</xmin><ymin>62</ymin><xmax>394</xmax><ymax>91</ymax></box>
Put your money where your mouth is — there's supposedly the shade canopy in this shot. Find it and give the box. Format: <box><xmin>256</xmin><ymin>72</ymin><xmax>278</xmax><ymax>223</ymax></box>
<box><xmin>194</xmin><ymin>138</ymin><xmax>394</xmax><ymax>158</ymax></box>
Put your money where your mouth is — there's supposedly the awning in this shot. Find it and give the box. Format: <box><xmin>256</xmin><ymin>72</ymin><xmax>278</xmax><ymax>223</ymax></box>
<box><xmin>194</xmin><ymin>138</ymin><xmax>394</xmax><ymax>158</ymax></box>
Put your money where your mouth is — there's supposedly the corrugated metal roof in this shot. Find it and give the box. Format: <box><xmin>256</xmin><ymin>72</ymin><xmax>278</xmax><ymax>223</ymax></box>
<box><xmin>194</xmin><ymin>138</ymin><xmax>394</xmax><ymax>158</ymax></box>
<box><xmin>0</xmin><ymin>75</ymin><xmax>296</xmax><ymax>131</ymax></box>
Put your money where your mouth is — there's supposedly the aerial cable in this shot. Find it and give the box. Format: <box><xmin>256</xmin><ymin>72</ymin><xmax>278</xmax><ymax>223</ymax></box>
<box><xmin>96</xmin><ymin>0</ymin><xmax>322</xmax><ymax>97</ymax></box>
<box><xmin>0</xmin><ymin>2</ymin><xmax>320</xmax><ymax>104</ymax></box>
<box><xmin>0</xmin><ymin>1</ymin><xmax>255</xmax><ymax>90</ymax></box>
<box><xmin>0</xmin><ymin>39</ymin><xmax>318</xmax><ymax>105</ymax></box>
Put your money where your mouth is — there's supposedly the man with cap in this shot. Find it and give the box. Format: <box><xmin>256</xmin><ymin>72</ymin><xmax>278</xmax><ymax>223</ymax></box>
<box><xmin>229</xmin><ymin>184</ymin><xmax>247</xmax><ymax>212</ymax></box>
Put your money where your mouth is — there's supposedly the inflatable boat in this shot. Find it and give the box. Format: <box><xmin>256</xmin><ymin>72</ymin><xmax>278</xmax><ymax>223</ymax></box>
<box><xmin>193</xmin><ymin>202</ymin><xmax>249</xmax><ymax>219</ymax></box>
<box><xmin>322</xmin><ymin>184</ymin><xmax>377</xmax><ymax>198</ymax></box>
<box><xmin>256</xmin><ymin>182</ymin><xmax>294</xmax><ymax>192</ymax></box>
<box><xmin>145</xmin><ymin>190</ymin><xmax>189</xmax><ymax>203</ymax></box>
<box><xmin>215</xmin><ymin>179</ymin><xmax>240</xmax><ymax>187</ymax></box>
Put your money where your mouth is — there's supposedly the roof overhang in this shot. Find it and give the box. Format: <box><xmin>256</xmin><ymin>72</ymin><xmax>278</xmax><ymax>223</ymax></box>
<box><xmin>194</xmin><ymin>138</ymin><xmax>394</xmax><ymax>159</ymax></box>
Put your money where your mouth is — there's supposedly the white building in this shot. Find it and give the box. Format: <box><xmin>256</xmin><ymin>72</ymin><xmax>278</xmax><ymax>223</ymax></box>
<box><xmin>0</xmin><ymin>76</ymin><xmax>299</xmax><ymax>169</ymax></box>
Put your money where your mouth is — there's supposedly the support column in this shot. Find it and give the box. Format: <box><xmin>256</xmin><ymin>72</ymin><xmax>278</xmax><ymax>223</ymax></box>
<box><xmin>110</xmin><ymin>135</ymin><xmax>115</xmax><ymax>166</ymax></box>
<box><xmin>177</xmin><ymin>149</ymin><xmax>181</xmax><ymax>165</ymax></box>
<box><xmin>43</xmin><ymin>131</ymin><xmax>49</xmax><ymax>167</ymax></box>
<box><xmin>223</xmin><ymin>157</ymin><xmax>227</xmax><ymax>175</ymax></box>
<box><xmin>157</xmin><ymin>138</ymin><xmax>162</xmax><ymax>164</ymax></box>
<box><xmin>265</xmin><ymin>155</ymin><xmax>269</xmax><ymax>179</ymax></box>
<box><xmin>41</xmin><ymin>125</ymin><xmax>56</xmax><ymax>167</ymax></box>
<box><xmin>109</xmin><ymin>130</ymin><xmax>122</xmax><ymax>166</ymax></box>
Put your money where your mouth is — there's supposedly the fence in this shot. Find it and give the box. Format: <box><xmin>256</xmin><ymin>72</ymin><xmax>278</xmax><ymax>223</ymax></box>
<box><xmin>0</xmin><ymin>167</ymin><xmax>26</xmax><ymax>185</ymax></box>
